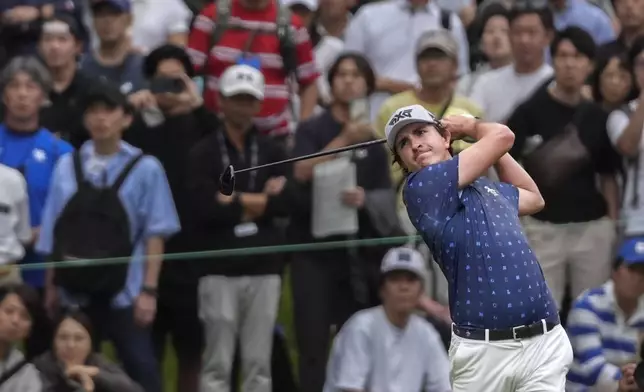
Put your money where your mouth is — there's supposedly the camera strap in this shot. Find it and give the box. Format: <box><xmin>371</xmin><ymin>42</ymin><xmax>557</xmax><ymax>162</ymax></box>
<box><xmin>217</xmin><ymin>129</ymin><xmax>258</xmax><ymax>191</ymax></box>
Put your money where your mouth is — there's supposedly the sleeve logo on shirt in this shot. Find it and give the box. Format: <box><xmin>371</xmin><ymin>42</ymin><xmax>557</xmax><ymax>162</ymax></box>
<box><xmin>484</xmin><ymin>185</ymin><xmax>499</xmax><ymax>197</ymax></box>
<box><xmin>388</xmin><ymin>109</ymin><xmax>413</xmax><ymax>126</ymax></box>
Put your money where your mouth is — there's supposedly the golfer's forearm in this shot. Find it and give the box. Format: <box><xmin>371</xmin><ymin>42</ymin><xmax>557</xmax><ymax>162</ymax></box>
<box><xmin>293</xmin><ymin>135</ymin><xmax>350</xmax><ymax>182</ymax></box>
<box><xmin>494</xmin><ymin>154</ymin><xmax>540</xmax><ymax>194</ymax></box>
<box><xmin>144</xmin><ymin>237</ymin><xmax>163</xmax><ymax>287</ymax></box>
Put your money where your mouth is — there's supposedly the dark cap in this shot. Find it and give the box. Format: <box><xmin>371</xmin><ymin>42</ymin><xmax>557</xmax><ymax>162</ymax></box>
<box><xmin>91</xmin><ymin>0</ymin><xmax>131</xmax><ymax>13</ymax></box>
<box><xmin>41</xmin><ymin>14</ymin><xmax>83</xmax><ymax>39</ymax></box>
<box><xmin>83</xmin><ymin>79</ymin><xmax>133</xmax><ymax>114</ymax></box>
<box><xmin>143</xmin><ymin>44</ymin><xmax>195</xmax><ymax>79</ymax></box>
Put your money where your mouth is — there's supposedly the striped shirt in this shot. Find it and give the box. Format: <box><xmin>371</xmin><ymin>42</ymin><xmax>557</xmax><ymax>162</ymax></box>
<box><xmin>567</xmin><ymin>280</ymin><xmax>644</xmax><ymax>392</ymax></box>
<box><xmin>187</xmin><ymin>0</ymin><xmax>319</xmax><ymax>137</ymax></box>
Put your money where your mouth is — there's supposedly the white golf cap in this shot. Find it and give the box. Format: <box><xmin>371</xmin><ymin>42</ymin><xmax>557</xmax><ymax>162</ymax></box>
<box><xmin>281</xmin><ymin>0</ymin><xmax>318</xmax><ymax>10</ymax></box>
<box><xmin>218</xmin><ymin>64</ymin><xmax>265</xmax><ymax>100</ymax></box>
<box><xmin>384</xmin><ymin>104</ymin><xmax>439</xmax><ymax>149</ymax></box>
<box><xmin>381</xmin><ymin>247</ymin><xmax>427</xmax><ymax>284</ymax></box>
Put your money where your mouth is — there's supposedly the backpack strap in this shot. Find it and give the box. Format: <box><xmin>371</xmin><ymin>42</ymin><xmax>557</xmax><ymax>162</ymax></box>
<box><xmin>211</xmin><ymin>0</ymin><xmax>231</xmax><ymax>49</ymax></box>
<box><xmin>111</xmin><ymin>154</ymin><xmax>145</xmax><ymax>192</ymax></box>
<box><xmin>72</xmin><ymin>151</ymin><xmax>88</xmax><ymax>189</ymax></box>
<box><xmin>440</xmin><ymin>9</ymin><xmax>451</xmax><ymax>30</ymax></box>
<box><xmin>0</xmin><ymin>358</ymin><xmax>28</xmax><ymax>387</ymax></box>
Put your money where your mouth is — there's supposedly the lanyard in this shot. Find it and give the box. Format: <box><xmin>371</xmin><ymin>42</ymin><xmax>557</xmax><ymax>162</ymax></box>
<box><xmin>217</xmin><ymin>130</ymin><xmax>258</xmax><ymax>191</ymax></box>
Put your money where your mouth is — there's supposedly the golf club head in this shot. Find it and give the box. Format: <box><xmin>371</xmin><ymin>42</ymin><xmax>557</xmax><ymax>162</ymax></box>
<box><xmin>219</xmin><ymin>165</ymin><xmax>235</xmax><ymax>196</ymax></box>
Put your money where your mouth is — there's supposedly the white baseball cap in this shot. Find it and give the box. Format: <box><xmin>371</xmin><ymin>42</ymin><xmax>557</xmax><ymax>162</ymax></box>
<box><xmin>384</xmin><ymin>104</ymin><xmax>439</xmax><ymax>150</ymax></box>
<box><xmin>218</xmin><ymin>64</ymin><xmax>265</xmax><ymax>100</ymax></box>
<box><xmin>381</xmin><ymin>247</ymin><xmax>427</xmax><ymax>284</ymax></box>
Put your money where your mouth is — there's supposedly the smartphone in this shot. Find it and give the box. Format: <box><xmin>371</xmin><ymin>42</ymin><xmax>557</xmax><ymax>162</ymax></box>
<box><xmin>149</xmin><ymin>77</ymin><xmax>185</xmax><ymax>94</ymax></box>
<box><xmin>349</xmin><ymin>98</ymin><xmax>370</xmax><ymax>123</ymax></box>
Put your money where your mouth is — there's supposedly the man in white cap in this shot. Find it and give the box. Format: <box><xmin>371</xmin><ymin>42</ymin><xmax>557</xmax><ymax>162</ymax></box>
<box><xmin>187</xmin><ymin>63</ymin><xmax>292</xmax><ymax>392</ymax></box>
<box><xmin>323</xmin><ymin>247</ymin><xmax>451</xmax><ymax>392</ymax></box>
<box><xmin>385</xmin><ymin>105</ymin><xmax>572</xmax><ymax>391</ymax></box>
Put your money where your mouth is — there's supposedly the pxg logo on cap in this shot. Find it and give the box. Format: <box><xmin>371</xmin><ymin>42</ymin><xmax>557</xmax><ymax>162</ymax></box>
<box><xmin>388</xmin><ymin>108</ymin><xmax>413</xmax><ymax>126</ymax></box>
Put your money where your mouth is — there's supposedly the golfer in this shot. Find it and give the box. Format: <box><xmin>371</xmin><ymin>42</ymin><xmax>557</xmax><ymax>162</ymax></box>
<box><xmin>385</xmin><ymin>104</ymin><xmax>572</xmax><ymax>391</ymax></box>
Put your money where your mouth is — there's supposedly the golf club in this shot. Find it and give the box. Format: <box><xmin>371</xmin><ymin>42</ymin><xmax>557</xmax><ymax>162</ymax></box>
<box><xmin>219</xmin><ymin>138</ymin><xmax>387</xmax><ymax>195</ymax></box>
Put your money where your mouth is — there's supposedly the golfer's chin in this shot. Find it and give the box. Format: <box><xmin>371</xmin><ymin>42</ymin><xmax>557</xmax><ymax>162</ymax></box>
<box><xmin>415</xmin><ymin>152</ymin><xmax>441</xmax><ymax>168</ymax></box>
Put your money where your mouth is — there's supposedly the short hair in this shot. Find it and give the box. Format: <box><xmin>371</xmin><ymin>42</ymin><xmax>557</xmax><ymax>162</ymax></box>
<box><xmin>550</xmin><ymin>27</ymin><xmax>596</xmax><ymax>60</ymax></box>
<box><xmin>327</xmin><ymin>52</ymin><xmax>376</xmax><ymax>97</ymax></box>
<box><xmin>508</xmin><ymin>3</ymin><xmax>554</xmax><ymax>31</ymax></box>
<box><xmin>0</xmin><ymin>284</ymin><xmax>42</xmax><ymax>322</ymax></box>
<box><xmin>143</xmin><ymin>44</ymin><xmax>195</xmax><ymax>79</ymax></box>
<box><xmin>0</xmin><ymin>56</ymin><xmax>52</xmax><ymax>95</ymax></box>
<box><xmin>590</xmin><ymin>54</ymin><xmax>630</xmax><ymax>102</ymax></box>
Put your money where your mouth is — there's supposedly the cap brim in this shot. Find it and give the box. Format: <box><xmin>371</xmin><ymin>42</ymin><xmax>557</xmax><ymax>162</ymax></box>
<box><xmin>220</xmin><ymin>85</ymin><xmax>264</xmax><ymax>100</ymax></box>
<box><xmin>387</xmin><ymin>118</ymin><xmax>434</xmax><ymax>149</ymax></box>
<box><xmin>382</xmin><ymin>267</ymin><xmax>426</xmax><ymax>284</ymax></box>
<box><xmin>417</xmin><ymin>45</ymin><xmax>457</xmax><ymax>58</ymax></box>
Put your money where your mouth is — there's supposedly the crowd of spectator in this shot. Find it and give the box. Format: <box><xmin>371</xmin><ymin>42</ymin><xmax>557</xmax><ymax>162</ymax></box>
<box><xmin>2</xmin><ymin>0</ymin><xmax>644</xmax><ymax>391</ymax></box>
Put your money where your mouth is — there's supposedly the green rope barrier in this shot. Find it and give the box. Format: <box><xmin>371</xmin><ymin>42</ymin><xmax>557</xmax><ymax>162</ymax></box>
<box><xmin>17</xmin><ymin>235</ymin><xmax>422</xmax><ymax>271</ymax></box>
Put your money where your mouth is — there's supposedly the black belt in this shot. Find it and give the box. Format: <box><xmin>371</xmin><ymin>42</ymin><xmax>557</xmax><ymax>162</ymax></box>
<box><xmin>452</xmin><ymin>319</ymin><xmax>560</xmax><ymax>341</ymax></box>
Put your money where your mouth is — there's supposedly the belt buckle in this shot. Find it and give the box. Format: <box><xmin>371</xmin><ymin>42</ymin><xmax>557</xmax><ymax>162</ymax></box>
<box><xmin>512</xmin><ymin>325</ymin><xmax>523</xmax><ymax>340</ymax></box>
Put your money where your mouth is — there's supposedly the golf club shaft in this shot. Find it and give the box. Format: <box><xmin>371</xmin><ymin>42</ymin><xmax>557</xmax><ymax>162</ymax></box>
<box><xmin>233</xmin><ymin>138</ymin><xmax>387</xmax><ymax>174</ymax></box>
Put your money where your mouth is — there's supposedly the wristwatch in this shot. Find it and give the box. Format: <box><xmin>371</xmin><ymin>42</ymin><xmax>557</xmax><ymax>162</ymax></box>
<box><xmin>141</xmin><ymin>286</ymin><xmax>158</xmax><ymax>297</ymax></box>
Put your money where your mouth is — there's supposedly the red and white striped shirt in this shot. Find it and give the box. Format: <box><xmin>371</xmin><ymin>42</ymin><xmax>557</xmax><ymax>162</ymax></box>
<box><xmin>187</xmin><ymin>0</ymin><xmax>320</xmax><ymax>136</ymax></box>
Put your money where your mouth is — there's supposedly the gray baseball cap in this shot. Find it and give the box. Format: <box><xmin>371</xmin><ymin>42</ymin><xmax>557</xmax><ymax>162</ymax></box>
<box><xmin>416</xmin><ymin>29</ymin><xmax>459</xmax><ymax>59</ymax></box>
<box><xmin>381</xmin><ymin>247</ymin><xmax>427</xmax><ymax>285</ymax></box>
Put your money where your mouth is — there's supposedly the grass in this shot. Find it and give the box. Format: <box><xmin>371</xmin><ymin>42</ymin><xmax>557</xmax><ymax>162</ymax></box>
<box><xmin>102</xmin><ymin>270</ymin><xmax>297</xmax><ymax>392</ymax></box>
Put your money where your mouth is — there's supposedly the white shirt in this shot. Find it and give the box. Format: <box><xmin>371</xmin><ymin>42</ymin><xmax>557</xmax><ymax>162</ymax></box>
<box><xmin>344</xmin><ymin>0</ymin><xmax>469</xmax><ymax>120</ymax></box>
<box><xmin>469</xmin><ymin>63</ymin><xmax>553</xmax><ymax>123</ymax></box>
<box><xmin>0</xmin><ymin>164</ymin><xmax>31</xmax><ymax>264</ymax></box>
<box><xmin>323</xmin><ymin>306</ymin><xmax>451</xmax><ymax>392</ymax></box>
<box><xmin>607</xmin><ymin>101</ymin><xmax>644</xmax><ymax>235</ymax></box>
<box><xmin>131</xmin><ymin>0</ymin><xmax>193</xmax><ymax>53</ymax></box>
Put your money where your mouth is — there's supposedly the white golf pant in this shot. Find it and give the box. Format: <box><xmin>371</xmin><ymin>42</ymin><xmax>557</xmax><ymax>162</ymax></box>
<box><xmin>449</xmin><ymin>324</ymin><xmax>573</xmax><ymax>392</ymax></box>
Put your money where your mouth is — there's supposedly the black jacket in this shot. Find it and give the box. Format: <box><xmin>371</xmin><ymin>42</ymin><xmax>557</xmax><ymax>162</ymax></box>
<box><xmin>186</xmin><ymin>126</ymin><xmax>293</xmax><ymax>276</ymax></box>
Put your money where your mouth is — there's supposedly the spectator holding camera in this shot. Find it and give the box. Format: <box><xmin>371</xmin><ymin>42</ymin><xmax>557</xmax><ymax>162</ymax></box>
<box><xmin>186</xmin><ymin>64</ymin><xmax>292</xmax><ymax>392</ymax></box>
<box><xmin>567</xmin><ymin>238</ymin><xmax>644</xmax><ymax>392</ymax></box>
<box><xmin>35</xmin><ymin>80</ymin><xmax>180</xmax><ymax>392</ymax></box>
<box><xmin>124</xmin><ymin>44</ymin><xmax>218</xmax><ymax>392</ymax></box>
<box><xmin>34</xmin><ymin>310</ymin><xmax>142</xmax><ymax>392</ymax></box>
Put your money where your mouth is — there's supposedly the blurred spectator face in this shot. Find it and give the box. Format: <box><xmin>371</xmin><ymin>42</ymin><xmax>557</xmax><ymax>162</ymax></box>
<box><xmin>40</xmin><ymin>28</ymin><xmax>81</xmax><ymax>69</ymax></box>
<box><xmin>510</xmin><ymin>13</ymin><xmax>550</xmax><ymax>67</ymax></box>
<box><xmin>600</xmin><ymin>57</ymin><xmax>632</xmax><ymax>106</ymax></box>
<box><xmin>92</xmin><ymin>5</ymin><xmax>131</xmax><ymax>45</ymax></box>
<box><xmin>633</xmin><ymin>51</ymin><xmax>644</xmax><ymax>90</ymax></box>
<box><xmin>153</xmin><ymin>58</ymin><xmax>187</xmax><ymax>111</ymax></box>
<box><xmin>552</xmin><ymin>39</ymin><xmax>592</xmax><ymax>91</ymax></box>
<box><xmin>614</xmin><ymin>0</ymin><xmax>644</xmax><ymax>31</ymax></box>
<box><xmin>2</xmin><ymin>72</ymin><xmax>45</xmax><ymax>122</ymax></box>
<box><xmin>54</xmin><ymin>317</ymin><xmax>92</xmax><ymax>367</ymax></box>
<box><xmin>0</xmin><ymin>293</ymin><xmax>32</xmax><ymax>343</ymax></box>
<box><xmin>219</xmin><ymin>94</ymin><xmax>262</xmax><ymax>130</ymax></box>
<box><xmin>380</xmin><ymin>271</ymin><xmax>423</xmax><ymax>314</ymax></box>
<box><xmin>614</xmin><ymin>264</ymin><xmax>644</xmax><ymax>300</ymax></box>
<box><xmin>318</xmin><ymin>0</ymin><xmax>352</xmax><ymax>18</ymax></box>
<box><xmin>481</xmin><ymin>15</ymin><xmax>512</xmax><ymax>63</ymax></box>
<box><xmin>416</xmin><ymin>48</ymin><xmax>456</xmax><ymax>89</ymax></box>
<box><xmin>84</xmin><ymin>103</ymin><xmax>132</xmax><ymax>142</ymax></box>
<box><xmin>330</xmin><ymin>58</ymin><xmax>368</xmax><ymax>104</ymax></box>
